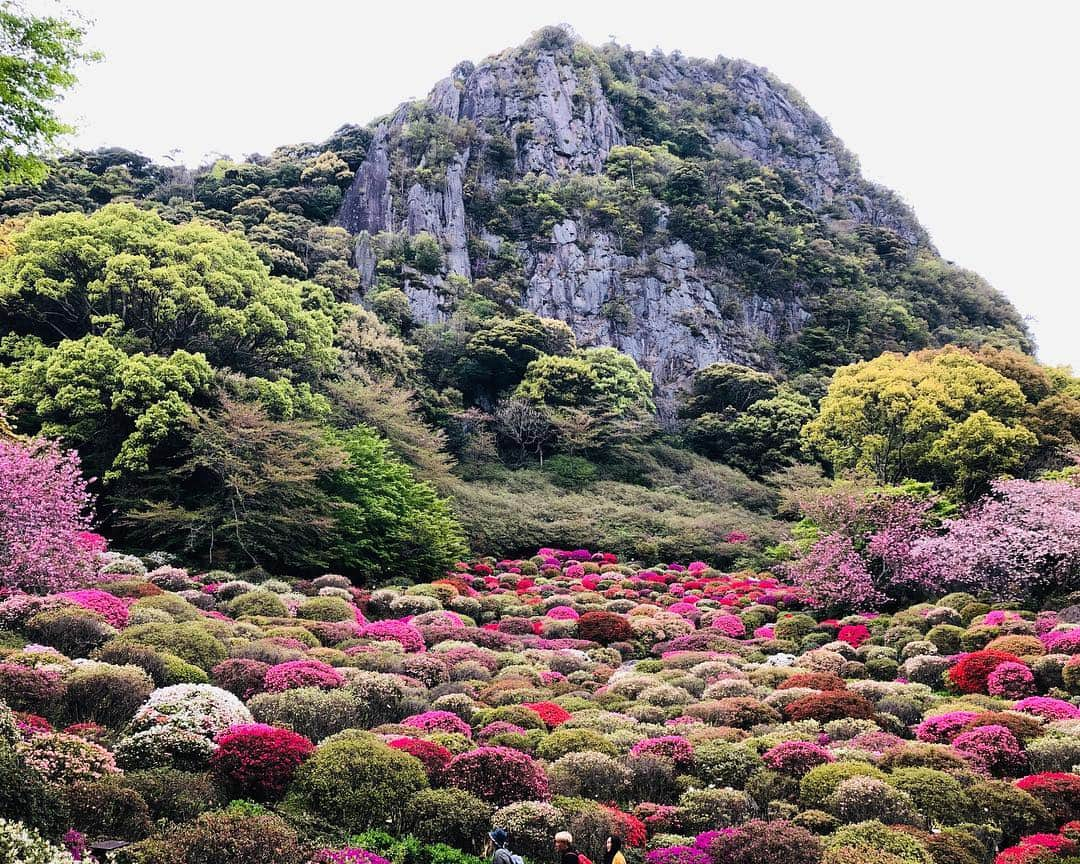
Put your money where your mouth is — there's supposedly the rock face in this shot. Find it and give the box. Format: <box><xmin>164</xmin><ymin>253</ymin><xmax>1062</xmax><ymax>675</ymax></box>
<box><xmin>334</xmin><ymin>30</ymin><xmax>924</xmax><ymax>409</ymax></box>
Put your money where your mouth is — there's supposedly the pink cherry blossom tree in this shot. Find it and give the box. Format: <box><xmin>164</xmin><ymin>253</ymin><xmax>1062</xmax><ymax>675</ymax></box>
<box><xmin>0</xmin><ymin>437</ymin><xmax>98</xmax><ymax>593</ymax></box>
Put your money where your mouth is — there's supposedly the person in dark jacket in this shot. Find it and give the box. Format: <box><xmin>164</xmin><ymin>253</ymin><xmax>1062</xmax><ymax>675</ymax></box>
<box><xmin>604</xmin><ymin>836</ymin><xmax>625</xmax><ymax>864</ymax></box>
<box><xmin>555</xmin><ymin>831</ymin><xmax>578</xmax><ymax>864</ymax></box>
<box><xmin>488</xmin><ymin>829</ymin><xmax>514</xmax><ymax>864</ymax></box>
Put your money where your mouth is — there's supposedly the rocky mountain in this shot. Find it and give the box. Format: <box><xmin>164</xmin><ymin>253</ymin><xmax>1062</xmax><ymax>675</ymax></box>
<box><xmin>332</xmin><ymin>26</ymin><xmax>1026</xmax><ymax>411</ymax></box>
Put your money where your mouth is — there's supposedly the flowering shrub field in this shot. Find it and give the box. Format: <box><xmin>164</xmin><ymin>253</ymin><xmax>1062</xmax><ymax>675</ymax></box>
<box><xmin>4</xmin><ymin>545</ymin><xmax>1080</xmax><ymax>864</ymax></box>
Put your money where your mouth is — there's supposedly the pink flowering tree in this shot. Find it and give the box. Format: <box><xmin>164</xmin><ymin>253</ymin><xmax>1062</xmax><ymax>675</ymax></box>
<box><xmin>0</xmin><ymin>437</ymin><xmax>98</xmax><ymax>593</ymax></box>
<box><xmin>786</xmin><ymin>482</ymin><xmax>938</xmax><ymax>612</ymax></box>
<box><xmin>913</xmin><ymin>479</ymin><xmax>1080</xmax><ymax>603</ymax></box>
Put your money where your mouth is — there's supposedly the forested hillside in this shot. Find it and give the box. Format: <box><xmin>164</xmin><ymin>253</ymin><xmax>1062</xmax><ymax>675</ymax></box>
<box><xmin>0</xmin><ymin>24</ymin><xmax>1073</xmax><ymax>579</ymax></box>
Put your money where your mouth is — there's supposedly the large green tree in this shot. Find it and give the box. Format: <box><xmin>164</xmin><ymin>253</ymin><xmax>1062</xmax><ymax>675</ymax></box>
<box><xmin>0</xmin><ymin>203</ymin><xmax>339</xmax><ymax>379</ymax></box>
<box><xmin>0</xmin><ymin>1</ymin><xmax>99</xmax><ymax>185</ymax></box>
<box><xmin>803</xmin><ymin>347</ymin><xmax>1040</xmax><ymax>498</ymax></box>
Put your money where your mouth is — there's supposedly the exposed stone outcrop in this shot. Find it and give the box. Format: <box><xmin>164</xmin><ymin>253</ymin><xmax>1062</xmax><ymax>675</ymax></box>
<box><xmin>335</xmin><ymin>30</ymin><xmax>925</xmax><ymax>405</ymax></box>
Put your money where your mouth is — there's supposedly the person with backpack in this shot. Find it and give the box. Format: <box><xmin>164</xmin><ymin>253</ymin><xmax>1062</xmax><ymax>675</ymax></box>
<box><xmin>554</xmin><ymin>832</ymin><xmax>593</xmax><ymax>864</ymax></box>
<box><xmin>604</xmin><ymin>836</ymin><xmax>626</xmax><ymax>864</ymax></box>
<box><xmin>487</xmin><ymin>829</ymin><xmax>524</xmax><ymax>864</ymax></box>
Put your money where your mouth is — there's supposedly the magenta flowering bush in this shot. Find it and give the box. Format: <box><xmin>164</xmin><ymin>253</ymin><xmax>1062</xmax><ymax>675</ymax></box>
<box><xmin>263</xmin><ymin>660</ymin><xmax>346</xmax><ymax>693</ymax></box>
<box><xmin>57</xmin><ymin>589</ymin><xmax>130</xmax><ymax>628</ymax></box>
<box><xmin>644</xmin><ymin>846</ymin><xmax>710</xmax><ymax>864</ymax></box>
<box><xmin>401</xmin><ymin>710</ymin><xmax>472</xmax><ymax>737</ymax></box>
<box><xmin>310</xmin><ymin>850</ymin><xmax>392</xmax><ymax>864</ymax></box>
<box><xmin>952</xmin><ymin>724</ymin><xmax>1028</xmax><ymax>776</ymax></box>
<box><xmin>0</xmin><ymin>438</ymin><xmax>97</xmax><ymax>593</ymax></box>
<box><xmin>915</xmin><ymin>711</ymin><xmax>982</xmax><ymax>743</ymax></box>
<box><xmin>762</xmin><ymin>740</ymin><xmax>834</xmax><ymax>776</ymax></box>
<box><xmin>987</xmin><ymin>661</ymin><xmax>1037</xmax><ymax>698</ymax></box>
<box><xmin>629</xmin><ymin>736</ymin><xmax>694</xmax><ymax>770</ymax></box>
<box><xmin>1013</xmin><ymin>697</ymin><xmax>1080</xmax><ymax>720</ymax></box>
<box><xmin>210</xmin><ymin>722</ymin><xmax>314</xmax><ymax>801</ymax></box>
<box><xmin>359</xmin><ymin>619</ymin><xmax>425</xmax><ymax>652</ymax></box>
<box><xmin>444</xmin><ymin>746</ymin><xmax>549</xmax><ymax>806</ymax></box>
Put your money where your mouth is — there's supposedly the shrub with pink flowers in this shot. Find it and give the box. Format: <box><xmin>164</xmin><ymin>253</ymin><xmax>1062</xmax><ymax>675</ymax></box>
<box><xmin>988</xmin><ymin>661</ymin><xmax>1038</xmax><ymax>698</ymax></box>
<box><xmin>953</xmin><ymin>725</ymin><xmax>1028</xmax><ymax>776</ymax></box>
<box><xmin>762</xmin><ymin>741</ymin><xmax>835</xmax><ymax>777</ymax></box>
<box><xmin>56</xmin><ymin>589</ymin><xmax>130</xmax><ymax>628</ymax></box>
<box><xmin>16</xmin><ymin>731</ymin><xmax>118</xmax><ymax>784</ymax></box>
<box><xmin>401</xmin><ymin>710</ymin><xmax>472</xmax><ymax>737</ymax></box>
<box><xmin>359</xmin><ymin>620</ymin><xmax>425</xmax><ymax>652</ymax></box>
<box><xmin>210</xmin><ymin>722</ymin><xmax>314</xmax><ymax>800</ymax></box>
<box><xmin>263</xmin><ymin>660</ymin><xmax>346</xmax><ymax>693</ymax></box>
<box><xmin>444</xmin><ymin>746</ymin><xmax>549</xmax><ymax>806</ymax></box>
<box><xmin>629</xmin><ymin>736</ymin><xmax>695</xmax><ymax>770</ymax></box>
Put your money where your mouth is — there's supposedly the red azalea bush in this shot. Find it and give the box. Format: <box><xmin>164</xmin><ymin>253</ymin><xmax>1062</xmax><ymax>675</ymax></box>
<box><xmin>210</xmin><ymin>722</ymin><xmax>314</xmax><ymax>800</ymax></box>
<box><xmin>837</xmin><ymin>624</ymin><xmax>871</xmax><ymax>647</ymax></box>
<box><xmin>444</xmin><ymin>746</ymin><xmax>549</xmax><ymax>806</ymax></box>
<box><xmin>1017</xmin><ymin>774</ymin><xmax>1080</xmax><ymax>826</ymax></box>
<box><xmin>388</xmin><ymin>737</ymin><xmax>454</xmax><ymax>780</ymax></box>
<box><xmin>524</xmin><ymin>701</ymin><xmax>571</xmax><ymax>728</ymax></box>
<box><xmin>577</xmin><ymin>610</ymin><xmax>634</xmax><ymax>644</ymax></box>
<box><xmin>949</xmin><ymin>650</ymin><xmax>1025</xmax><ymax>694</ymax></box>
<box><xmin>782</xmin><ymin>690</ymin><xmax>876</xmax><ymax>722</ymax></box>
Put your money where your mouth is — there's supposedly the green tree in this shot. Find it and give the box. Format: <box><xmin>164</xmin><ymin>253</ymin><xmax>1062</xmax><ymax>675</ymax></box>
<box><xmin>0</xmin><ymin>333</ymin><xmax>214</xmax><ymax>482</ymax></box>
<box><xmin>803</xmin><ymin>347</ymin><xmax>1039</xmax><ymax>497</ymax></box>
<box><xmin>516</xmin><ymin>347</ymin><xmax>655</xmax><ymax>417</ymax></box>
<box><xmin>126</xmin><ymin>397</ymin><xmax>345</xmax><ymax>571</ymax></box>
<box><xmin>323</xmin><ymin>425</ymin><xmax>466</xmax><ymax>580</ymax></box>
<box><xmin>0</xmin><ymin>1</ymin><xmax>99</xmax><ymax>185</ymax></box>
<box><xmin>687</xmin><ymin>388</ymin><xmax>814</xmax><ymax>476</ymax></box>
<box><xmin>0</xmin><ymin>204</ymin><xmax>338</xmax><ymax>379</ymax></box>
<box><xmin>681</xmin><ymin>363</ymin><xmax>779</xmax><ymax>416</ymax></box>
<box><xmin>454</xmin><ymin>313</ymin><xmax>575</xmax><ymax>404</ymax></box>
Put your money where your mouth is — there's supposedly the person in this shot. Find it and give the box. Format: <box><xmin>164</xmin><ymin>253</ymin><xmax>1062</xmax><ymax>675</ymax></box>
<box><xmin>555</xmin><ymin>831</ymin><xmax>579</xmax><ymax>864</ymax></box>
<box><xmin>487</xmin><ymin>829</ymin><xmax>514</xmax><ymax>864</ymax></box>
<box><xmin>604</xmin><ymin>836</ymin><xmax>625</xmax><ymax>864</ymax></box>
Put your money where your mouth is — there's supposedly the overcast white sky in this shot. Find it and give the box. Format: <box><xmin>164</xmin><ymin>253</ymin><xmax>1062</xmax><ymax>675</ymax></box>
<box><xmin>37</xmin><ymin>0</ymin><xmax>1080</xmax><ymax>369</ymax></box>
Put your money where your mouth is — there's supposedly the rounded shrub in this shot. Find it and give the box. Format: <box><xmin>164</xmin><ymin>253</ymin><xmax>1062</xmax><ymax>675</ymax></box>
<box><xmin>404</xmin><ymin>787</ymin><xmax>494</xmax><ymax>851</ymax></box>
<box><xmin>444</xmin><ymin>746</ymin><xmax>550</xmax><ymax>806</ymax></box>
<box><xmin>210</xmin><ymin>723</ymin><xmax>314</xmax><ymax>801</ymax></box>
<box><xmin>288</xmin><ymin>732</ymin><xmax>429</xmax><ymax>831</ymax></box>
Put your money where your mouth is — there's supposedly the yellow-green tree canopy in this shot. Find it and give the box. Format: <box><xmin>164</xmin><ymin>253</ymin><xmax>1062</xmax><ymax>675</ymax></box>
<box><xmin>0</xmin><ymin>203</ymin><xmax>339</xmax><ymax>379</ymax></box>
<box><xmin>802</xmin><ymin>347</ymin><xmax>1040</xmax><ymax>497</ymax></box>
<box><xmin>516</xmin><ymin>347</ymin><xmax>655</xmax><ymax>418</ymax></box>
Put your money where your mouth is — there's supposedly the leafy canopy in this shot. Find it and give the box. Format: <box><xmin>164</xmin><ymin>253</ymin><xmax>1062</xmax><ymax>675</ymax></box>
<box><xmin>803</xmin><ymin>347</ymin><xmax>1040</xmax><ymax>498</ymax></box>
<box><xmin>0</xmin><ymin>1</ymin><xmax>99</xmax><ymax>185</ymax></box>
